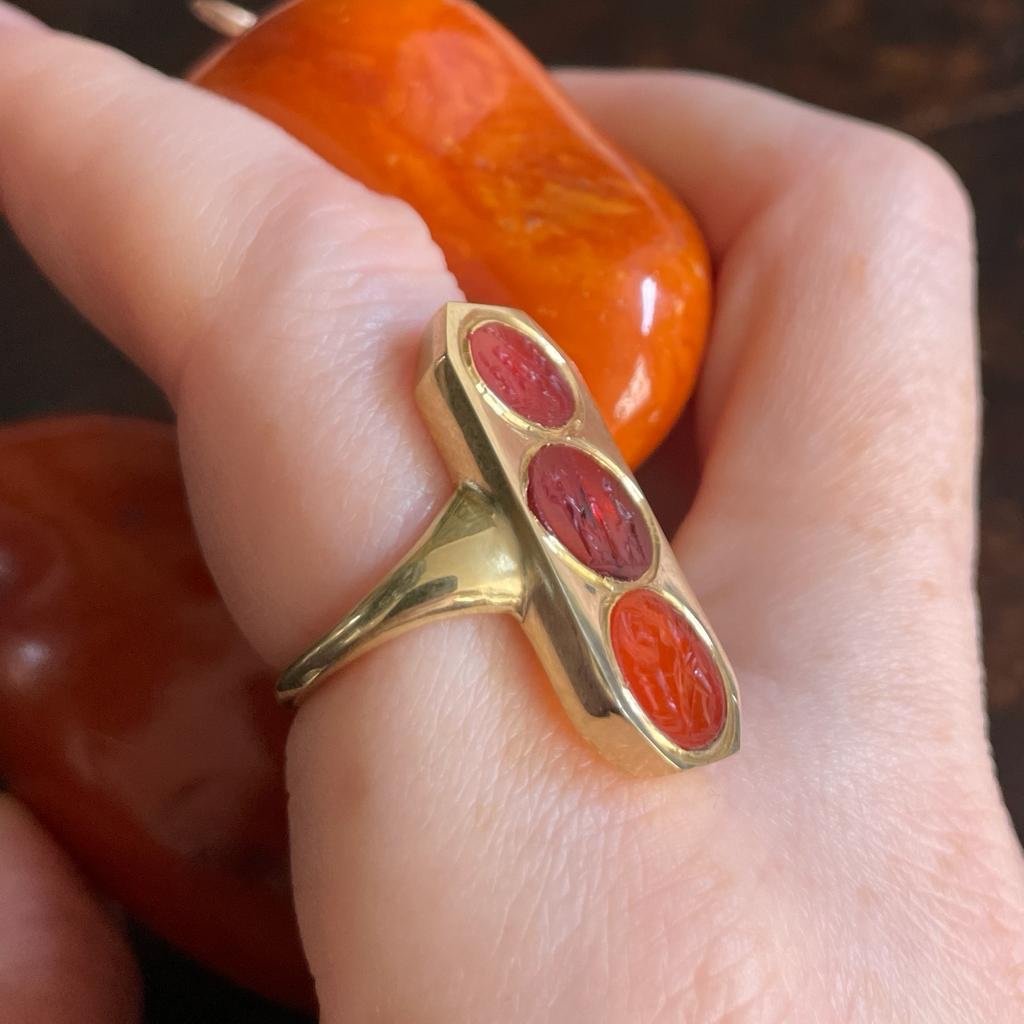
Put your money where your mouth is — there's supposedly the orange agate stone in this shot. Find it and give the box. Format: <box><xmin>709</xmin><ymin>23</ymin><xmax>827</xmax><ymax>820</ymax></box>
<box><xmin>611</xmin><ymin>589</ymin><xmax>725</xmax><ymax>750</ymax></box>
<box><xmin>0</xmin><ymin>417</ymin><xmax>310</xmax><ymax>1009</ymax></box>
<box><xmin>192</xmin><ymin>0</ymin><xmax>711</xmax><ymax>465</ymax></box>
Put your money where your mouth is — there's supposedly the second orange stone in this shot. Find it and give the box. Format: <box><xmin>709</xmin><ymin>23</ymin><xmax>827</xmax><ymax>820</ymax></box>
<box><xmin>192</xmin><ymin>0</ymin><xmax>711</xmax><ymax>465</ymax></box>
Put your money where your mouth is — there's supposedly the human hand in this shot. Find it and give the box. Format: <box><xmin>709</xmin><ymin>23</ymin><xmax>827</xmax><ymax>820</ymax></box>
<box><xmin>1</xmin><ymin>4</ymin><xmax>1021</xmax><ymax>1021</ymax></box>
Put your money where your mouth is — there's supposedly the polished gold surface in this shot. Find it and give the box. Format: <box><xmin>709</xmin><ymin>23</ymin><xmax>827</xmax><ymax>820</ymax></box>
<box><xmin>278</xmin><ymin>303</ymin><xmax>740</xmax><ymax>774</ymax></box>
<box><xmin>277</xmin><ymin>481</ymin><xmax>523</xmax><ymax>702</ymax></box>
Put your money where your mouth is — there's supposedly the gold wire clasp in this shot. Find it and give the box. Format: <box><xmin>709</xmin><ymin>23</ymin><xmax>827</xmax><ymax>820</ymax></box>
<box><xmin>190</xmin><ymin>1</ymin><xmax>258</xmax><ymax>37</ymax></box>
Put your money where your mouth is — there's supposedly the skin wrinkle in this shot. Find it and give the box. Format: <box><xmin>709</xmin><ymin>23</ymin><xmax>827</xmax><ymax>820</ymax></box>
<box><xmin>177</xmin><ymin>173</ymin><xmax>455</xmax><ymax>404</ymax></box>
<box><xmin>699</xmin><ymin>210</ymin><xmax>972</xmax><ymax>525</ymax></box>
<box><xmin>708</xmin><ymin>180</ymin><xmax>970</xmax><ymax>491</ymax></box>
<box><xmin>176</xmin><ymin>277</ymin><xmax>457</xmax><ymax>662</ymax></box>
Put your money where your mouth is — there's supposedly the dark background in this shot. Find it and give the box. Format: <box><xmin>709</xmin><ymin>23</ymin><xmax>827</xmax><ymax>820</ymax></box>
<box><xmin>2</xmin><ymin>1</ymin><xmax>1022</xmax><ymax>1021</ymax></box>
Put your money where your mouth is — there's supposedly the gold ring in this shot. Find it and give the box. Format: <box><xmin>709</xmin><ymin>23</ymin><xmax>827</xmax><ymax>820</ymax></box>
<box><xmin>277</xmin><ymin>303</ymin><xmax>740</xmax><ymax>775</ymax></box>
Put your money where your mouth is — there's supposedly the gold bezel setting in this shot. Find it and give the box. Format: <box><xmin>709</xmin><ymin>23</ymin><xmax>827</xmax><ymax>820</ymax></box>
<box><xmin>277</xmin><ymin>302</ymin><xmax>740</xmax><ymax>775</ymax></box>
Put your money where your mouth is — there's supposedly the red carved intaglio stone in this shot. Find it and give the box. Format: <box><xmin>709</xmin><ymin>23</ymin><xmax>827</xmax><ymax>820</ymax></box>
<box><xmin>468</xmin><ymin>322</ymin><xmax>575</xmax><ymax>428</ymax></box>
<box><xmin>611</xmin><ymin>589</ymin><xmax>726</xmax><ymax>750</ymax></box>
<box><xmin>526</xmin><ymin>444</ymin><xmax>653</xmax><ymax>580</ymax></box>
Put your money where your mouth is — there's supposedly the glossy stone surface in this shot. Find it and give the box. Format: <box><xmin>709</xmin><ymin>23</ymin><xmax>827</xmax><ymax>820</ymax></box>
<box><xmin>0</xmin><ymin>417</ymin><xmax>311</xmax><ymax>1010</ymax></box>
<box><xmin>469</xmin><ymin>321</ymin><xmax>574</xmax><ymax>427</ymax></box>
<box><xmin>527</xmin><ymin>444</ymin><xmax>653</xmax><ymax>580</ymax></box>
<box><xmin>191</xmin><ymin>0</ymin><xmax>711</xmax><ymax>465</ymax></box>
<box><xmin>611</xmin><ymin>589</ymin><xmax>726</xmax><ymax>750</ymax></box>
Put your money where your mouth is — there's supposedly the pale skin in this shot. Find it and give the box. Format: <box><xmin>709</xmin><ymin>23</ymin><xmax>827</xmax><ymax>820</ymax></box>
<box><xmin>1</xmin><ymin>4</ymin><xmax>1022</xmax><ymax>1022</ymax></box>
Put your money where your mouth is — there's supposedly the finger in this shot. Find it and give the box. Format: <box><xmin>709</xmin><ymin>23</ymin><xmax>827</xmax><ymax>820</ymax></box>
<box><xmin>559</xmin><ymin>71</ymin><xmax>1024</xmax><ymax>1021</ymax></box>
<box><xmin>0</xmin><ymin>10</ymin><xmax>459</xmax><ymax>663</ymax></box>
<box><xmin>0</xmin><ymin>796</ymin><xmax>140</xmax><ymax>1023</ymax></box>
<box><xmin>0</xmin><ymin>1</ymin><xmax>33</xmax><ymax>29</ymax></box>
<box><xmin>0</xmin><ymin>13</ymin><xmax>468</xmax><ymax>1015</ymax></box>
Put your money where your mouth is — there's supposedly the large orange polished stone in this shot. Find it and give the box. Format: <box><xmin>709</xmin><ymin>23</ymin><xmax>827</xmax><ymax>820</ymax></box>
<box><xmin>0</xmin><ymin>417</ymin><xmax>310</xmax><ymax>1009</ymax></box>
<box><xmin>611</xmin><ymin>589</ymin><xmax>725</xmax><ymax>750</ymax></box>
<box><xmin>191</xmin><ymin>0</ymin><xmax>711</xmax><ymax>465</ymax></box>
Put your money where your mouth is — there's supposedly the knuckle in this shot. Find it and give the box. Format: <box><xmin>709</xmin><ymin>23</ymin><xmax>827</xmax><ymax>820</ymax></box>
<box><xmin>229</xmin><ymin>161</ymin><xmax>452</xmax><ymax>304</ymax></box>
<box><xmin>877</xmin><ymin>131</ymin><xmax>970</xmax><ymax>218</ymax></box>
<box><xmin>828</xmin><ymin>122</ymin><xmax>973</xmax><ymax>240</ymax></box>
<box><xmin>173</xmin><ymin>152</ymin><xmax>456</xmax><ymax>406</ymax></box>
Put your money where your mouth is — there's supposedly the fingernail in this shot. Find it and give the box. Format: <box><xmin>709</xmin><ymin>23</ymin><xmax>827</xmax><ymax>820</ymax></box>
<box><xmin>0</xmin><ymin>3</ymin><xmax>40</xmax><ymax>31</ymax></box>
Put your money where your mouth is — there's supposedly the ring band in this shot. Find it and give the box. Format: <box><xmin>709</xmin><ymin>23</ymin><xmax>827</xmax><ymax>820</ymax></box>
<box><xmin>277</xmin><ymin>303</ymin><xmax>740</xmax><ymax>775</ymax></box>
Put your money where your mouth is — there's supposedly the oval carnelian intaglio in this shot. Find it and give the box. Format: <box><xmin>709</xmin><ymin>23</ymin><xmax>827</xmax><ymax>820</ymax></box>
<box><xmin>527</xmin><ymin>444</ymin><xmax>653</xmax><ymax>580</ymax></box>
<box><xmin>468</xmin><ymin>321</ymin><xmax>576</xmax><ymax>427</ymax></box>
<box><xmin>611</xmin><ymin>589</ymin><xmax>726</xmax><ymax>750</ymax></box>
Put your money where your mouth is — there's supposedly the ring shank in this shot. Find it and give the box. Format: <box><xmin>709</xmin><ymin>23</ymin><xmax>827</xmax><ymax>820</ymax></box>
<box><xmin>276</xmin><ymin>482</ymin><xmax>524</xmax><ymax>704</ymax></box>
